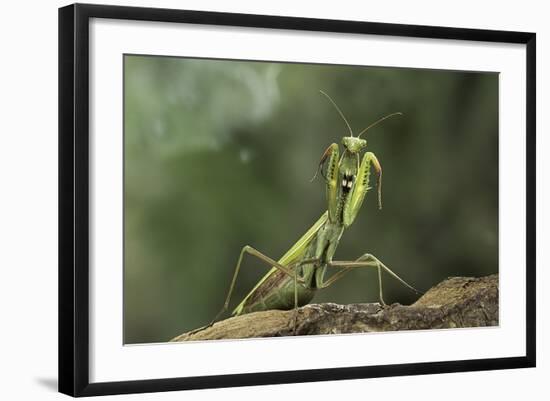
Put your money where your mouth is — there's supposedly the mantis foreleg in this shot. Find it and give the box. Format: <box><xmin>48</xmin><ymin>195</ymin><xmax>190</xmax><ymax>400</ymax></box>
<box><xmin>321</xmin><ymin>253</ymin><xmax>421</xmax><ymax>306</ymax></box>
<box><xmin>343</xmin><ymin>151</ymin><xmax>382</xmax><ymax>227</ymax></box>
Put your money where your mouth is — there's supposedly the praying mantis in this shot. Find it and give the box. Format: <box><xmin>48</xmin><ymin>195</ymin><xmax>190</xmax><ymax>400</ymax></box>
<box><xmin>199</xmin><ymin>91</ymin><xmax>420</xmax><ymax>334</ymax></box>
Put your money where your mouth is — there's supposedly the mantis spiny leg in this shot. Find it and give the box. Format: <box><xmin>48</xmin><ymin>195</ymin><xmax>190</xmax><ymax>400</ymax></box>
<box><xmin>343</xmin><ymin>151</ymin><xmax>382</xmax><ymax>227</ymax></box>
<box><xmin>311</xmin><ymin>142</ymin><xmax>338</xmax><ymax>182</ymax></box>
<box><xmin>320</xmin><ymin>143</ymin><xmax>340</xmax><ymax>223</ymax></box>
<box><xmin>322</xmin><ymin>253</ymin><xmax>421</xmax><ymax>306</ymax></box>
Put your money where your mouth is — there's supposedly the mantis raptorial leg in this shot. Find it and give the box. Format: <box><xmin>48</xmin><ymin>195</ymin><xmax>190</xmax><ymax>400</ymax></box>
<box><xmin>321</xmin><ymin>253</ymin><xmax>421</xmax><ymax>306</ymax></box>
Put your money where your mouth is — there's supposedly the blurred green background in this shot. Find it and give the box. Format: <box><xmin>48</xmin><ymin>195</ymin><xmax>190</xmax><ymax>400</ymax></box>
<box><xmin>123</xmin><ymin>55</ymin><xmax>498</xmax><ymax>344</ymax></box>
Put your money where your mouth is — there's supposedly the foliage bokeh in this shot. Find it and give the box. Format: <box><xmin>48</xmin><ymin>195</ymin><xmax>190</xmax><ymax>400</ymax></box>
<box><xmin>124</xmin><ymin>55</ymin><xmax>498</xmax><ymax>344</ymax></box>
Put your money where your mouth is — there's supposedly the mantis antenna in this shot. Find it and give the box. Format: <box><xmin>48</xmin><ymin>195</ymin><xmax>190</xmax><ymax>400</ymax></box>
<box><xmin>319</xmin><ymin>90</ymin><xmax>354</xmax><ymax>137</ymax></box>
<box><xmin>357</xmin><ymin>112</ymin><xmax>403</xmax><ymax>138</ymax></box>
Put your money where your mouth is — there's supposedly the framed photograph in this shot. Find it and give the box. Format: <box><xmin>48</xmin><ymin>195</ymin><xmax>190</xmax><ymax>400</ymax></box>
<box><xmin>58</xmin><ymin>3</ymin><xmax>536</xmax><ymax>397</ymax></box>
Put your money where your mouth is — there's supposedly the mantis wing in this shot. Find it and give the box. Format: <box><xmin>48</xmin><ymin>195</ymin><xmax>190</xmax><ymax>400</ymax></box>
<box><xmin>232</xmin><ymin>211</ymin><xmax>328</xmax><ymax>315</ymax></box>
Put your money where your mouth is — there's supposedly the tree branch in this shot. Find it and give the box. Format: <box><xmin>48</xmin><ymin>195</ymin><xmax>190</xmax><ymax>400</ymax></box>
<box><xmin>171</xmin><ymin>274</ymin><xmax>498</xmax><ymax>342</ymax></box>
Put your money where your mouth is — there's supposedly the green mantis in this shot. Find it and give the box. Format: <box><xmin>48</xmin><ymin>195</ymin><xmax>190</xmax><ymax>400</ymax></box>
<box><xmin>204</xmin><ymin>91</ymin><xmax>420</xmax><ymax>332</ymax></box>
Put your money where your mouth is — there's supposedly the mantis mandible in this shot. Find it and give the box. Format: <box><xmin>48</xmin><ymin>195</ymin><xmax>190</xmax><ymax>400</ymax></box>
<box><xmin>200</xmin><ymin>91</ymin><xmax>420</xmax><ymax>333</ymax></box>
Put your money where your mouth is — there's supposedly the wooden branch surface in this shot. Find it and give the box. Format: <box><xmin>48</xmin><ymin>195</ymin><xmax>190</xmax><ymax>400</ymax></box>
<box><xmin>171</xmin><ymin>274</ymin><xmax>498</xmax><ymax>342</ymax></box>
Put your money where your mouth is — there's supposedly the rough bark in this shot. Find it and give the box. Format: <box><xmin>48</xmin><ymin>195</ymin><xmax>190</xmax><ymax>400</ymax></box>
<box><xmin>171</xmin><ymin>274</ymin><xmax>498</xmax><ymax>342</ymax></box>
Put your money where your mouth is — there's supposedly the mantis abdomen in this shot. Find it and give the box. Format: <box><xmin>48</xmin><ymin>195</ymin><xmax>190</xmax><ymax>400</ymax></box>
<box><xmin>237</xmin><ymin>269</ymin><xmax>316</xmax><ymax>314</ymax></box>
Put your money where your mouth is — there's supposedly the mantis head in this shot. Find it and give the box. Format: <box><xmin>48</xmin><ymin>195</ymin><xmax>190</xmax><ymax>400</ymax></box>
<box><xmin>342</xmin><ymin>137</ymin><xmax>367</xmax><ymax>153</ymax></box>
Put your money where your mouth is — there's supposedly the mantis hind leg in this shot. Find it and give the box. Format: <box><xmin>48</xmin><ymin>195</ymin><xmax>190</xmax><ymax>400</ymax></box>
<box><xmin>292</xmin><ymin>266</ymin><xmax>299</xmax><ymax>335</ymax></box>
<box><xmin>323</xmin><ymin>254</ymin><xmax>421</xmax><ymax>306</ymax></box>
<box><xmin>189</xmin><ymin>245</ymin><xmax>315</xmax><ymax>335</ymax></box>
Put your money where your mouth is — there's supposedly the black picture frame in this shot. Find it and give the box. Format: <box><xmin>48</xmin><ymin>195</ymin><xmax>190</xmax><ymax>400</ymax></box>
<box><xmin>58</xmin><ymin>3</ymin><xmax>536</xmax><ymax>397</ymax></box>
